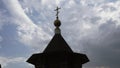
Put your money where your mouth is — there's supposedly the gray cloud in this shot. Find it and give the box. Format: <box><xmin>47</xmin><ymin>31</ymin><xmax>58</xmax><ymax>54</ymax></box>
<box><xmin>82</xmin><ymin>19</ymin><xmax>120</xmax><ymax>68</ymax></box>
<box><xmin>0</xmin><ymin>0</ymin><xmax>120</xmax><ymax>68</ymax></box>
<box><xmin>18</xmin><ymin>0</ymin><xmax>120</xmax><ymax>68</ymax></box>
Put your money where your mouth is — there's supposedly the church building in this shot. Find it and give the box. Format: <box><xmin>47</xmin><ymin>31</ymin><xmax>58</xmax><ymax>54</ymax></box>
<box><xmin>27</xmin><ymin>7</ymin><xmax>89</xmax><ymax>68</ymax></box>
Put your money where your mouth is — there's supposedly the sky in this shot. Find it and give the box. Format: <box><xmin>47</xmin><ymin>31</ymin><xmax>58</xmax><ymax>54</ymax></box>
<box><xmin>0</xmin><ymin>0</ymin><xmax>120</xmax><ymax>68</ymax></box>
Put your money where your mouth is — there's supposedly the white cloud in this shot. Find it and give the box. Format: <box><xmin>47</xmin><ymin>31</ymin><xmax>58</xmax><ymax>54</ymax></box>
<box><xmin>17</xmin><ymin>23</ymin><xmax>51</xmax><ymax>51</ymax></box>
<box><xmin>1</xmin><ymin>0</ymin><xmax>120</xmax><ymax>67</ymax></box>
<box><xmin>41</xmin><ymin>0</ymin><xmax>64</xmax><ymax>6</ymax></box>
<box><xmin>16</xmin><ymin>0</ymin><xmax>120</xmax><ymax>53</ymax></box>
<box><xmin>0</xmin><ymin>8</ymin><xmax>9</xmax><ymax>30</ymax></box>
<box><xmin>0</xmin><ymin>57</ymin><xmax>26</xmax><ymax>67</ymax></box>
<box><xmin>94</xmin><ymin>1</ymin><xmax>120</xmax><ymax>26</ymax></box>
<box><xmin>1</xmin><ymin>0</ymin><xmax>119</xmax><ymax>51</ymax></box>
<box><xmin>2</xmin><ymin>0</ymin><xmax>51</xmax><ymax>51</ymax></box>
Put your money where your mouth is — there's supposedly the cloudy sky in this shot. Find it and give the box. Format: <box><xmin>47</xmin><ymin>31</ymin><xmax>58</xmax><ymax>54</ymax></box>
<box><xmin>0</xmin><ymin>0</ymin><xmax>120</xmax><ymax>68</ymax></box>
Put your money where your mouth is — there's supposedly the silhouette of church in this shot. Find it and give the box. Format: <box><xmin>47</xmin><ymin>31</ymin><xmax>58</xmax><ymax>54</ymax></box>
<box><xmin>27</xmin><ymin>7</ymin><xmax>89</xmax><ymax>68</ymax></box>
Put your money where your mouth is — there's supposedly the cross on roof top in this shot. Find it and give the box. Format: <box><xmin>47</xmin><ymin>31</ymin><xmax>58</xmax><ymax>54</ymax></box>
<box><xmin>54</xmin><ymin>6</ymin><xmax>61</xmax><ymax>19</ymax></box>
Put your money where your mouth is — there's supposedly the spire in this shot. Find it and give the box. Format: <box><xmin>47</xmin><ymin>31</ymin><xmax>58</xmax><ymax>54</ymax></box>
<box><xmin>43</xmin><ymin>7</ymin><xmax>73</xmax><ymax>53</ymax></box>
<box><xmin>54</xmin><ymin>6</ymin><xmax>61</xmax><ymax>34</ymax></box>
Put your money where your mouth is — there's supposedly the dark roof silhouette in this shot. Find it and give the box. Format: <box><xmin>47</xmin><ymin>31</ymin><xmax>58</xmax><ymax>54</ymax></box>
<box><xmin>27</xmin><ymin>7</ymin><xmax>89</xmax><ymax>67</ymax></box>
<box><xmin>27</xmin><ymin>33</ymin><xmax>89</xmax><ymax>65</ymax></box>
<box><xmin>43</xmin><ymin>34</ymin><xmax>73</xmax><ymax>53</ymax></box>
<box><xmin>27</xmin><ymin>52</ymin><xmax>89</xmax><ymax>64</ymax></box>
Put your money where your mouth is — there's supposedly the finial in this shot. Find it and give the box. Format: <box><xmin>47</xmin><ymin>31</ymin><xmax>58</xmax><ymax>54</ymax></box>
<box><xmin>54</xmin><ymin>6</ymin><xmax>61</xmax><ymax>19</ymax></box>
<box><xmin>54</xmin><ymin>6</ymin><xmax>61</xmax><ymax>34</ymax></box>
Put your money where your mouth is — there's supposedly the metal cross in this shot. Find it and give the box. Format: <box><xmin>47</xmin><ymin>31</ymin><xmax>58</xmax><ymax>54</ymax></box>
<box><xmin>54</xmin><ymin>6</ymin><xmax>61</xmax><ymax>18</ymax></box>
